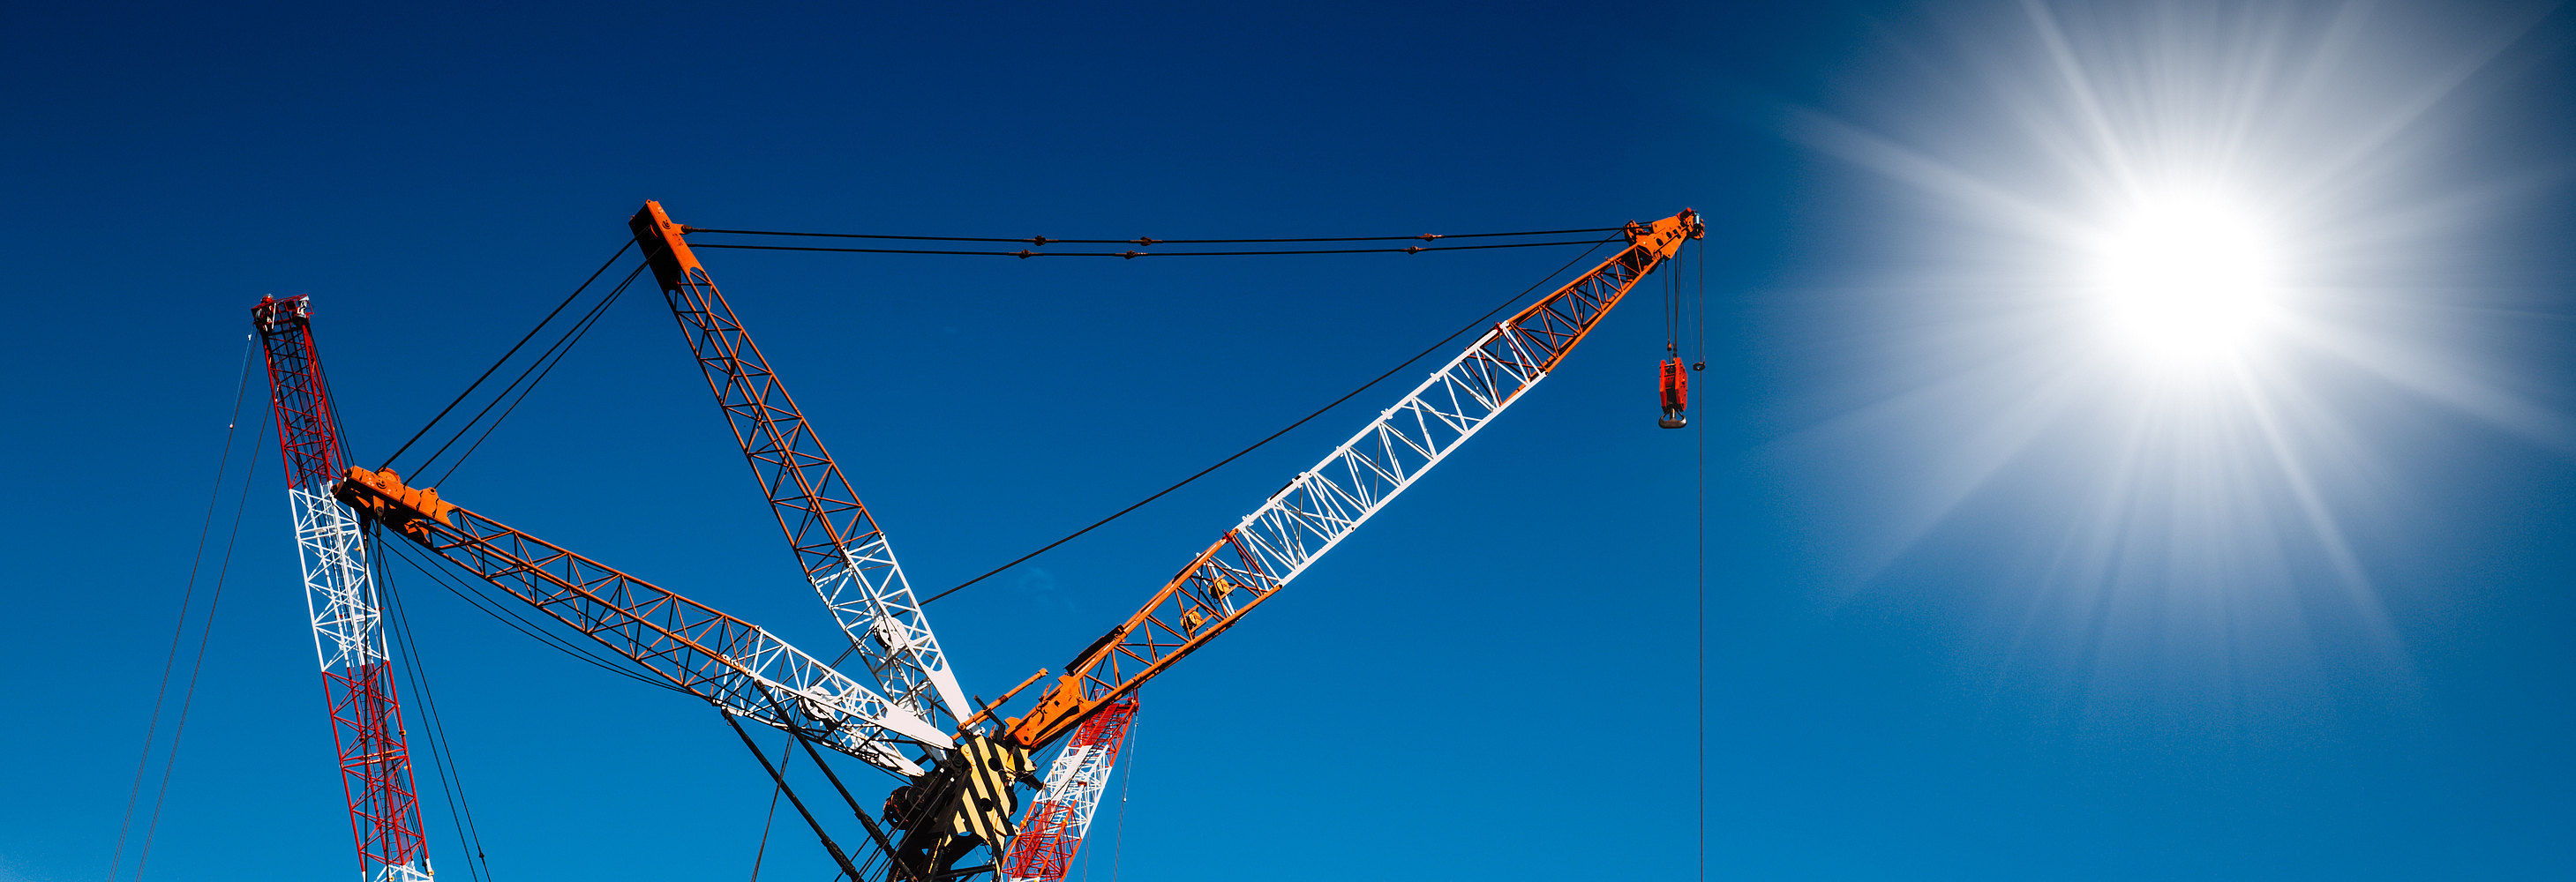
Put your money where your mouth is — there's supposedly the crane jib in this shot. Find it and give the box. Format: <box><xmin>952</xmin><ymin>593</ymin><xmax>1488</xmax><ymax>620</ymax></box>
<box><xmin>629</xmin><ymin>200</ymin><xmax>975</xmax><ymax>736</ymax></box>
<box><xmin>327</xmin><ymin>467</ymin><xmax>953</xmax><ymax>774</ymax></box>
<box><xmin>1003</xmin><ymin>208</ymin><xmax>1704</xmax><ymax>751</ymax></box>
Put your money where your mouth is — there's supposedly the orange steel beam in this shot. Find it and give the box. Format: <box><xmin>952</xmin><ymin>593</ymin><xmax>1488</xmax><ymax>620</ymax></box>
<box><xmin>1003</xmin><ymin>210</ymin><xmax>1704</xmax><ymax>751</ymax></box>
<box><xmin>333</xmin><ymin>467</ymin><xmax>950</xmax><ymax>774</ymax></box>
<box><xmin>630</xmin><ymin>201</ymin><xmax>970</xmax><ymax>733</ymax></box>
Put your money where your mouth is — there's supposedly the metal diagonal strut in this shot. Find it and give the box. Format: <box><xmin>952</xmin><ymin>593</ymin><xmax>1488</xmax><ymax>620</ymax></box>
<box><xmin>1001</xmin><ymin>695</ymin><xmax>1138</xmax><ymax>882</ymax></box>
<box><xmin>633</xmin><ymin>201</ymin><xmax>972</xmax><ymax>736</ymax></box>
<box><xmin>1004</xmin><ymin>210</ymin><xmax>1704</xmax><ymax>751</ymax></box>
<box><xmin>333</xmin><ymin>467</ymin><xmax>952</xmax><ymax>777</ymax></box>
<box><xmin>256</xmin><ymin>295</ymin><xmax>435</xmax><ymax>882</ymax></box>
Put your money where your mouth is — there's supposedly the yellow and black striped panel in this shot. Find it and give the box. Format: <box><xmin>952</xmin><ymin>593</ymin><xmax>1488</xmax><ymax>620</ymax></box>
<box><xmin>950</xmin><ymin>735</ymin><xmax>1035</xmax><ymax>846</ymax></box>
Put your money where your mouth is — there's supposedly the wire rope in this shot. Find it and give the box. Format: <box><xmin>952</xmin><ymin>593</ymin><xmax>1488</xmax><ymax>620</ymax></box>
<box><xmin>127</xmin><ymin>418</ymin><xmax>264</xmax><ymax>882</ymax></box>
<box><xmin>682</xmin><ymin>225</ymin><xmax>1626</xmax><ymax>245</ymax></box>
<box><xmin>376</xmin><ymin>544</ymin><xmax>496</xmax><ymax>882</ymax></box>
<box><xmin>423</xmin><ymin>262</ymin><xmax>646</xmax><ymax>487</ymax></box>
<box><xmin>689</xmin><ymin>238</ymin><xmax>1605</xmax><ymax>258</ymax></box>
<box><xmin>112</xmin><ymin>336</ymin><xmax>257</xmax><ymax>882</ymax></box>
<box><xmin>380</xmin><ymin>540</ymin><xmax>692</xmax><ymax>697</ymax></box>
<box><xmin>918</xmin><ymin>233</ymin><xmax>1625</xmax><ymax>606</ymax></box>
<box><xmin>1694</xmin><ymin>235</ymin><xmax>1708</xmax><ymax>882</ymax></box>
<box><xmin>380</xmin><ymin>242</ymin><xmax>633</xmax><ymax>471</ymax></box>
<box><xmin>1109</xmin><ymin>710</ymin><xmax>1138</xmax><ymax>882</ymax></box>
<box><xmin>746</xmin><ymin>736</ymin><xmax>797</xmax><ymax>882</ymax></box>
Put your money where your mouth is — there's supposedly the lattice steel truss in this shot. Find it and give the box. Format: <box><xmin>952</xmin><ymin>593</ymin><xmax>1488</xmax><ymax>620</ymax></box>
<box><xmin>335</xmin><ymin>468</ymin><xmax>952</xmax><ymax>775</ymax></box>
<box><xmin>1006</xmin><ymin>210</ymin><xmax>1702</xmax><ymax>750</ymax></box>
<box><xmin>1000</xmin><ymin>695</ymin><xmax>1139</xmax><ymax>882</ymax></box>
<box><xmin>256</xmin><ymin>295</ymin><xmax>434</xmax><ymax>882</ymax></box>
<box><xmin>633</xmin><ymin>202</ymin><xmax>971</xmax><ymax>740</ymax></box>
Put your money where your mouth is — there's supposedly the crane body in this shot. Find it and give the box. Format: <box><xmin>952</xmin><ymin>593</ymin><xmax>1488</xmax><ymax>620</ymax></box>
<box><xmin>254</xmin><ymin>295</ymin><xmax>435</xmax><ymax>882</ymax></box>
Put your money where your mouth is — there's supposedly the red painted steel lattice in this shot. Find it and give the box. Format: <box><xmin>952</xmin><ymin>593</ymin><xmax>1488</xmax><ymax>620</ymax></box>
<box><xmin>258</xmin><ymin>295</ymin><xmax>430</xmax><ymax>881</ymax></box>
<box><xmin>1000</xmin><ymin>696</ymin><xmax>1140</xmax><ymax>882</ymax></box>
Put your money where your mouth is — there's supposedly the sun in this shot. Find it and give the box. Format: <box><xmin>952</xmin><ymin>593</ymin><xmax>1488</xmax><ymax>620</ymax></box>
<box><xmin>2090</xmin><ymin>192</ymin><xmax>2282</xmax><ymax>369</ymax></box>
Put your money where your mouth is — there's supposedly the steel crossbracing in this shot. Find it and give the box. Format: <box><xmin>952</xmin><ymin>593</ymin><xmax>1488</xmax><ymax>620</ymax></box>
<box><xmin>254</xmin><ymin>295</ymin><xmax>435</xmax><ymax>882</ymax></box>
<box><xmin>332</xmin><ymin>467</ymin><xmax>954</xmax><ymax>775</ymax></box>
<box><xmin>999</xmin><ymin>695</ymin><xmax>1138</xmax><ymax>882</ymax></box>
<box><xmin>1005</xmin><ymin>210</ymin><xmax>1703</xmax><ymax>751</ymax></box>
<box><xmin>633</xmin><ymin>201</ymin><xmax>973</xmax><ymax>738</ymax></box>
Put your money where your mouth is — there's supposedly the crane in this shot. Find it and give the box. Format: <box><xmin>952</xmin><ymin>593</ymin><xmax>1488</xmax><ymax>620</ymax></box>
<box><xmin>620</xmin><ymin>200</ymin><xmax>1697</xmax><ymax>879</ymax></box>
<box><xmin>308</xmin><ymin>205</ymin><xmax>1699</xmax><ymax>882</ymax></box>
<box><xmin>252</xmin><ymin>295</ymin><xmax>435</xmax><ymax>882</ymax></box>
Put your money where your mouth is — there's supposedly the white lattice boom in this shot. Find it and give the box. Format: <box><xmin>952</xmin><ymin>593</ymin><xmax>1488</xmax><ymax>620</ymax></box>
<box><xmin>635</xmin><ymin>200</ymin><xmax>973</xmax><ymax>739</ymax></box>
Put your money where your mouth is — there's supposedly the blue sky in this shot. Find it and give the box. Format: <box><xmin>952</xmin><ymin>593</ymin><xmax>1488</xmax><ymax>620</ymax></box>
<box><xmin>4</xmin><ymin>2</ymin><xmax>2572</xmax><ymax>880</ymax></box>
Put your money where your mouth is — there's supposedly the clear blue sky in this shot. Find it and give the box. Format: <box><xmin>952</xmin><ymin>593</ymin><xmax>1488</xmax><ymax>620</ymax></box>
<box><xmin>5</xmin><ymin>2</ymin><xmax>2572</xmax><ymax>881</ymax></box>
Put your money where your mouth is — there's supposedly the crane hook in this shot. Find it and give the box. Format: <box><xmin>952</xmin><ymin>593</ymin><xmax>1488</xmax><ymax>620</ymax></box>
<box><xmin>1658</xmin><ymin>356</ymin><xmax>1688</xmax><ymax>429</ymax></box>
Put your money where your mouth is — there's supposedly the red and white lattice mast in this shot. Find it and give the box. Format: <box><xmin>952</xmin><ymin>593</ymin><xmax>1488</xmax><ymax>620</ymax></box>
<box><xmin>1000</xmin><ymin>694</ymin><xmax>1138</xmax><ymax>882</ymax></box>
<box><xmin>255</xmin><ymin>295</ymin><xmax>434</xmax><ymax>882</ymax></box>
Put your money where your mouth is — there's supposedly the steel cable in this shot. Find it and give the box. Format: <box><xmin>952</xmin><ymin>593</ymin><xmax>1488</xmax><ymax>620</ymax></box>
<box><xmin>127</xmin><ymin>418</ymin><xmax>264</xmax><ymax>882</ymax></box>
<box><xmin>690</xmin><ymin>238</ymin><xmax>1606</xmax><ymax>258</ymax></box>
<box><xmin>919</xmin><ymin>232</ymin><xmax>1626</xmax><ymax>606</ymax></box>
<box><xmin>112</xmin><ymin>338</ymin><xmax>257</xmax><ymax>882</ymax></box>
<box><xmin>423</xmin><ymin>262</ymin><xmax>647</xmax><ymax>487</ymax></box>
<box><xmin>682</xmin><ymin>225</ymin><xmax>1626</xmax><ymax>245</ymax></box>
<box><xmin>380</xmin><ymin>241</ymin><xmax>633</xmax><ymax>471</ymax></box>
<box><xmin>376</xmin><ymin>545</ymin><xmax>495</xmax><ymax>882</ymax></box>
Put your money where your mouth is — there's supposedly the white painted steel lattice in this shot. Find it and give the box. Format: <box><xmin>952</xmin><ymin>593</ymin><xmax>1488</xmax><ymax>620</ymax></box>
<box><xmin>1005</xmin><ymin>210</ymin><xmax>1702</xmax><ymax>751</ymax></box>
<box><xmin>338</xmin><ymin>469</ymin><xmax>951</xmax><ymax>775</ymax></box>
<box><xmin>1000</xmin><ymin>693</ymin><xmax>1138</xmax><ymax>882</ymax></box>
<box><xmin>635</xmin><ymin>201</ymin><xmax>973</xmax><ymax>741</ymax></box>
<box><xmin>257</xmin><ymin>294</ymin><xmax>435</xmax><ymax>882</ymax></box>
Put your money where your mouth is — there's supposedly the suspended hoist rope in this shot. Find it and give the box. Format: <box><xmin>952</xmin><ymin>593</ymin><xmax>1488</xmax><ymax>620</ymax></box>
<box><xmin>745</xmin><ymin>735</ymin><xmax>798</xmax><ymax>882</ymax></box>
<box><xmin>1694</xmin><ymin>236</ymin><xmax>1709</xmax><ymax>882</ymax></box>
<box><xmin>918</xmin><ymin>232</ymin><xmax>1626</xmax><ymax>606</ymax></box>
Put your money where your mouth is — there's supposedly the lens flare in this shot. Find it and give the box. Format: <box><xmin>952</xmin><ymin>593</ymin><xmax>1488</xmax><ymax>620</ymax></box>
<box><xmin>1767</xmin><ymin>0</ymin><xmax>2570</xmax><ymax>713</ymax></box>
<box><xmin>2092</xmin><ymin>193</ymin><xmax>2279</xmax><ymax>367</ymax></box>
